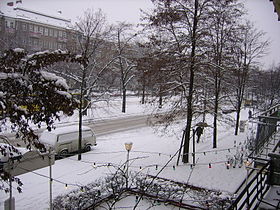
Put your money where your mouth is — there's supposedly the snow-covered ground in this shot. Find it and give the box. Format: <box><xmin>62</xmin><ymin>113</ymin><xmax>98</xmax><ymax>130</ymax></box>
<box><xmin>0</xmin><ymin>96</ymin><xmax>253</xmax><ymax>209</ymax></box>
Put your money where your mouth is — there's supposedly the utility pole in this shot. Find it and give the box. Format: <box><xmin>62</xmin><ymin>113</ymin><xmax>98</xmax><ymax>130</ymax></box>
<box><xmin>49</xmin><ymin>150</ymin><xmax>53</xmax><ymax>210</ymax></box>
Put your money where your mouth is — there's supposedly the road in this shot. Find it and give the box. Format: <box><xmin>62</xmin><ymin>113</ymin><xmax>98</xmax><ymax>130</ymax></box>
<box><xmin>0</xmin><ymin>114</ymin><xmax>153</xmax><ymax>146</ymax></box>
<box><xmin>89</xmin><ymin>114</ymin><xmax>152</xmax><ymax>136</ymax></box>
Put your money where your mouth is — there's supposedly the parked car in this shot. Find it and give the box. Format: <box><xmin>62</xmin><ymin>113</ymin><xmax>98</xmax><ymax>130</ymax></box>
<box><xmin>0</xmin><ymin>143</ymin><xmax>26</xmax><ymax>170</ymax></box>
<box><xmin>39</xmin><ymin>125</ymin><xmax>97</xmax><ymax>158</ymax></box>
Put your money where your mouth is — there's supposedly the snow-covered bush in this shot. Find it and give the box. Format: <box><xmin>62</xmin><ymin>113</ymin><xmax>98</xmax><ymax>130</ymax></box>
<box><xmin>53</xmin><ymin>171</ymin><xmax>127</xmax><ymax>209</ymax></box>
<box><xmin>53</xmin><ymin>171</ymin><xmax>234</xmax><ymax>209</ymax></box>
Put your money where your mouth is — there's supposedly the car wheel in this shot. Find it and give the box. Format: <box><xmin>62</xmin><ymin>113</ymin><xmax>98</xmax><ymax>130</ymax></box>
<box><xmin>84</xmin><ymin>145</ymin><xmax>91</xmax><ymax>152</ymax></box>
<box><xmin>59</xmin><ymin>150</ymin><xmax>68</xmax><ymax>158</ymax></box>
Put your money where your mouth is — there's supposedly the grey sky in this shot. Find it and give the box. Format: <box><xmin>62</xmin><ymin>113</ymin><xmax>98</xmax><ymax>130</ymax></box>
<box><xmin>1</xmin><ymin>0</ymin><xmax>279</xmax><ymax>69</ymax></box>
<box><xmin>243</xmin><ymin>0</ymin><xmax>280</xmax><ymax>69</ymax></box>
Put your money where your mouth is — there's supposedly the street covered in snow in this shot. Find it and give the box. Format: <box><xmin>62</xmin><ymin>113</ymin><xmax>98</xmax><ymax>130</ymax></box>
<box><xmin>0</xmin><ymin>97</ymin><xmax>253</xmax><ymax>209</ymax></box>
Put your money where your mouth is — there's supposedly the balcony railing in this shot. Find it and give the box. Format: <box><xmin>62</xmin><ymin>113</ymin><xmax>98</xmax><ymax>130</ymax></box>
<box><xmin>228</xmin><ymin>162</ymin><xmax>270</xmax><ymax>210</ymax></box>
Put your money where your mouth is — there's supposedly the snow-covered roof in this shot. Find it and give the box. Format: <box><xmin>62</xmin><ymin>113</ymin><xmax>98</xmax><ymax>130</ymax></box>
<box><xmin>1</xmin><ymin>5</ymin><xmax>73</xmax><ymax>29</ymax></box>
<box><xmin>39</xmin><ymin>125</ymin><xmax>93</xmax><ymax>146</ymax></box>
<box><xmin>0</xmin><ymin>143</ymin><xmax>28</xmax><ymax>163</ymax></box>
<box><xmin>41</xmin><ymin>125</ymin><xmax>92</xmax><ymax>136</ymax></box>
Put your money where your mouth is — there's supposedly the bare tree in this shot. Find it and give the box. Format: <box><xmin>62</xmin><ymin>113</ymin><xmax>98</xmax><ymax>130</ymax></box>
<box><xmin>74</xmin><ymin>9</ymin><xmax>116</xmax><ymax>160</ymax></box>
<box><xmin>143</xmin><ymin>0</ymin><xmax>212</xmax><ymax>163</ymax></box>
<box><xmin>203</xmin><ymin>0</ymin><xmax>244</xmax><ymax>148</ymax></box>
<box><xmin>264</xmin><ymin>65</ymin><xmax>280</xmax><ymax>107</ymax></box>
<box><xmin>111</xmin><ymin>22</ymin><xmax>138</xmax><ymax>113</ymax></box>
<box><xmin>229</xmin><ymin>21</ymin><xmax>269</xmax><ymax>135</ymax></box>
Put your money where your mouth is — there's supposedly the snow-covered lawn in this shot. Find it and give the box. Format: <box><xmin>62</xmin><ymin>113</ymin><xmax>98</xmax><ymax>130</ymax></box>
<box><xmin>0</xmin><ymin>96</ymin><xmax>252</xmax><ymax>209</ymax></box>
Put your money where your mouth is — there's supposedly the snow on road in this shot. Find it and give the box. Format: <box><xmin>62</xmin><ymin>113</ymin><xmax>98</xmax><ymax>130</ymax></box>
<box><xmin>0</xmin><ymin>97</ymin><xmax>252</xmax><ymax>209</ymax></box>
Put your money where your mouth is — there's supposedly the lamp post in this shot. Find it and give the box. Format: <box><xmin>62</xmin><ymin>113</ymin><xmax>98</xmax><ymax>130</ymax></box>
<box><xmin>124</xmin><ymin>142</ymin><xmax>133</xmax><ymax>188</ymax></box>
<box><xmin>192</xmin><ymin>128</ymin><xmax>196</xmax><ymax>166</ymax></box>
<box><xmin>48</xmin><ymin>147</ymin><xmax>55</xmax><ymax>210</ymax></box>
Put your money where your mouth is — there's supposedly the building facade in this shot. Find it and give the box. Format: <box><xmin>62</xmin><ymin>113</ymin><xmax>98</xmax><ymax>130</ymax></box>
<box><xmin>0</xmin><ymin>5</ymin><xmax>78</xmax><ymax>53</ymax></box>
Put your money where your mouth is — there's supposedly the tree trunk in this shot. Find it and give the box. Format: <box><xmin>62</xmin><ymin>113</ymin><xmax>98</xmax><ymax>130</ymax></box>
<box><xmin>78</xmin><ymin>86</ymin><xmax>84</xmax><ymax>161</ymax></box>
<box><xmin>122</xmin><ymin>89</ymin><xmax>126</xmax><ymax>113</ymax></box>
<box><xmin>234</xmin><ymin>100</ymin><xmax>242</xmax><ymax>135</ymax></box>
<box><xmin>78</xmin><ymin>63</ymin><xmax>87</xmax><ymax>161</ymax></box>
<box><xmin>213</xmin><ymin>104</ymin><xmax>218</xmax><ymax>148</ymax></box>
<box><xmin>159</xmin><ymin>94</ymin><xmax>162</xmax><ymax>108</ymax></box>
<box><xmin>212</xmin><ymin>74</ymin><xmax>219</xmax><ymax>148</ymax></box>
<box><xmin>182</xmin><ymin>0</ymin><xmax>198</xmax><ymax>163</ymax></box>
<box><xmin>141</xmin><ymin>77</ymin><xmax>146</xmax><ymax>104</ymax></box>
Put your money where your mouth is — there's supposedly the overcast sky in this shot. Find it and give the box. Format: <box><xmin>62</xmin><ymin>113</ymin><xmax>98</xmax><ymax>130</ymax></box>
<box><xmin>1</xmin><ymin>0</ymin><xmax>279</xmax><ymax>69</ymax></box>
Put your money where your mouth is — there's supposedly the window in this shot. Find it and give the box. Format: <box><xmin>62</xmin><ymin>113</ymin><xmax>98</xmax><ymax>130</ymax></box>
<box><xmin>62</xmin><ymin>31</ymin><xmax>66</xmax><ymax>38</ymax></box>
<box><xmin>34</xmin><ymin>25</ymin><xmax>38</xmax><ymax>33</ymax></box>
<box><xmin>58</xmin><ymin>30</ymin><xmax>62</xmax><ymax>37</ymax></box>
<box><xmin>22</xmin><ymin>23</ymin><xmax>27</xmax><ymax>31</ymax></box>
<box><xmin>39</xmin><ymin>27</ymin><xmax>43</xmax><ymax>34</ymax></box>
<box><xmin>58</xmin><ymin>132</ymin><xmax>78</xmax><ymax>143</ymax></box>
<box><xmin>33</xmin><ymin>39</ymin><xmax>38</xmax><ymax>46</ymax></box>
<box><xmin>83</xmin><ymin>130</ymin><xmax>94</xmax><ymax>138</ymax></box>
<box><xmin>53</xmin><ymin>29</ymin><xmax>57</xmax><ymax>37</ymax></box>
<box><xmin>49</xmin><ymin>29</ymin><xmax>53</xmax><ymax>37</ymax></box>
<box><xmin>53</xmin><ymin>42</ymin><xmax>57</xmax><ymax>49</ymax></box>
<box><xmin>29</xmin><ymin>24</ymin><xmax>33</xmax><ymax>32</ymax></box>
<box><xmin>43</xmin><ymin>41</ymin><xmax>48</xmax><ymax>48</ymax></box>
<box><xmin>44</xmin><ymin>28</ymin><xmax>48</xmax><ymax>36</ymax></box>
<box><xmin>5</xmin><ymin>21</ymin><xmax>15</xmax><ymax>28</ymax></box>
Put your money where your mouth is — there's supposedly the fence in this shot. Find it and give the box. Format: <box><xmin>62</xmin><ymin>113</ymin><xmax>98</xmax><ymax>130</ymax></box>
<box><xmin>252</xmin><ymin>104</ymin><xmax>280</xmax><ymax>156</ymax></box>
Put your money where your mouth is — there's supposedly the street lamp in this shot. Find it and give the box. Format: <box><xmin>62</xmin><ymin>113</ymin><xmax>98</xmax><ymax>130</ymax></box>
<box><xmin>124</xmin><ymin>142</ymin><xmax>133</xmax><ymax>188</ymax></box>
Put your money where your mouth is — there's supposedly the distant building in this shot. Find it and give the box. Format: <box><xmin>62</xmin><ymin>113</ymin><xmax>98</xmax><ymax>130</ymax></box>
<box><xmin>0</xmin><ymin>4</ymin><xmax>79</xmax><ymax>53</ymax></box>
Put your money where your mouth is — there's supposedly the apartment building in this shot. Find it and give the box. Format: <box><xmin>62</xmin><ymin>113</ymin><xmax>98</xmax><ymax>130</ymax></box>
<box><xmin>0</xmin><ymin>4</ymin><xmax>79</xmax><ymax>53</ymax></box>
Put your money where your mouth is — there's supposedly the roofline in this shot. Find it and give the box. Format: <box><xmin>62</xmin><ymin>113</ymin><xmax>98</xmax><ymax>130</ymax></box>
<box><xmin>1</xmin><ymin>14</ymin><xmax>74</xmax><ymax>30</ymax></box>
<box><xmin>14</xmin><ymin>6</ymin><xmax>71</xmax><ymax>23</ymax></box>
<box><xmin>17</xmin><ymin>17</ymin><xmax>74</xmax><ymax>30</ymax></box>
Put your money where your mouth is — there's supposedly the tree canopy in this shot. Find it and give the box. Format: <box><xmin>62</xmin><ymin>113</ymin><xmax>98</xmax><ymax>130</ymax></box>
<box><xmin>0</xmin><ymin>48</ymin><xmax>84</xmax><ymax>150</ymax></box>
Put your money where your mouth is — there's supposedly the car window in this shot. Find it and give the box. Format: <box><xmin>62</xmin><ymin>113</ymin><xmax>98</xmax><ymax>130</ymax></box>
<box><xmin>58</xmin><ymin>132</ymin><xmax>78</xmax><ymax>143</ymax></box>
<box><xmin>83</xmin><ymin>130</ymin><xmax>93</xmax><ymax>138</ymax></box>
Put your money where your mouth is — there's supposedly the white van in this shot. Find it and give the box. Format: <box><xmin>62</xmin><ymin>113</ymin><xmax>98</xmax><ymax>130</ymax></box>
<box><xmin>39</xmin><ymin>125</ymin><xmax>96</xmax><ymax>157</ymax></box>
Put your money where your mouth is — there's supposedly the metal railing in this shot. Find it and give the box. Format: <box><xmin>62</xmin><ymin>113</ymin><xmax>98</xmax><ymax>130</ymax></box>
<box><xmin>249</xmin><ymin>104</ymin><xmax>280</xmax><ymax>158</ymax></box>
<box><xmin>228</xmin><ymin>162</ymin><xmax>270</xmax><ymax>210</ymax></box>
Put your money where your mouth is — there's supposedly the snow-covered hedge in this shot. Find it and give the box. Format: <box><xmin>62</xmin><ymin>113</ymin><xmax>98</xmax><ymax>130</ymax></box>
<box><xmin>53</xmin><ymin>171</ymin><xmax>234</xmax><ymax>209</ymax></box>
